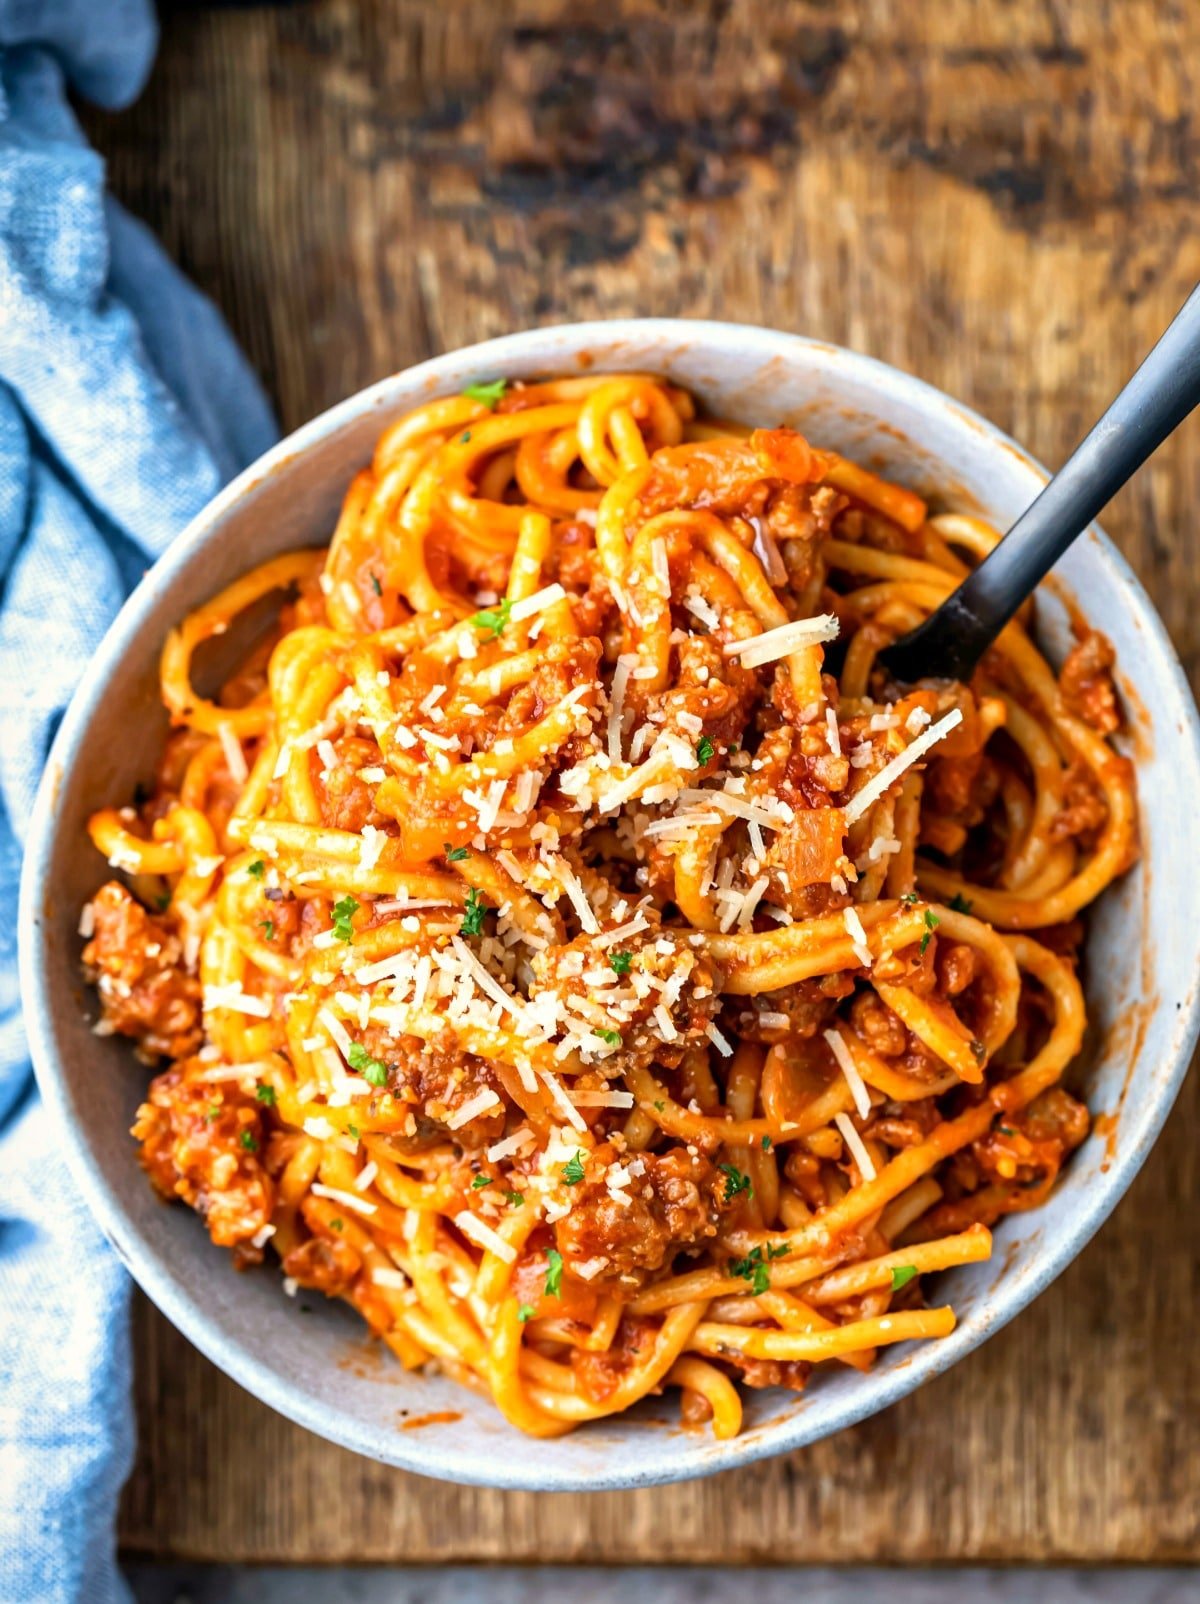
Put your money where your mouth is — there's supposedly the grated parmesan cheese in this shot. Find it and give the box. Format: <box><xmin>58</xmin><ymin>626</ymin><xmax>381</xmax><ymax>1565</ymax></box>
<box><xmin>218</xmin><ymin>723</ymin><xmax>249</xmax><ymax>785</ymax></box>
<box><xmin>823</xmin><ymin>1027</ymin><xmax>872</xmax><ymax>1119</ymax></box>
<box><xmin>843</xmin><ymin>708</ymin><xmax>963</xmax><ymax>824</ymax></box>
<box><xmin>834</xmin><ymin>1112</ymin><xmax>877</xmax><ymax>1181</ymax></box>
<box><xmin>454</xmin><ymin>1210</ymin><xmax>517</xmax><ymax>1263</ymax></box>
<box><xmin>842</xmin><ymin>906</ymin><xmax>873</xmax><ymax>967</ymax></box>
<box><xmin>510</xmin><ymin>582</ymin><xmax>567</xmax><ymax>622</ymax></box>
<box><xmin>311</xmin><ymin>1182</ymin><xmax>378</xmax><ymax>1216</ymax></box>
<box><xmin>722</xmin><ymin>612</ymin><xmax>839</xmax><ymax>668</ymax></box>
<box><xmin>445</xmin><ymin>1088</ymin><xmax>502</xmax><ymax>1130</ymax></box>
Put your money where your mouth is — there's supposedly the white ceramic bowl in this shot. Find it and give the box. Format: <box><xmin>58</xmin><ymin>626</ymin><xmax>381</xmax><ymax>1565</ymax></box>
<box><xmin>19</xmin><ymin>321</ymin><xmax>1200</xmax><ymax>1489</ymax></box>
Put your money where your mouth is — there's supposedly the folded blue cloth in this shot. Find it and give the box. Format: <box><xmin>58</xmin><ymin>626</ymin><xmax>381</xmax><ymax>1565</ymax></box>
<box><xmin>0</xmin><ymin>6</ymin><xmax>276</xmax><ymax>1598</ymax></box>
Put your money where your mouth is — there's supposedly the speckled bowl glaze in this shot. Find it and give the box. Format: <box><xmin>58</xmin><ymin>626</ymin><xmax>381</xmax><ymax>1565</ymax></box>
<box><xmin>19</xmin><ymin>322</ymin><xmax>1200</xmax><ymax>1489</ymax></box>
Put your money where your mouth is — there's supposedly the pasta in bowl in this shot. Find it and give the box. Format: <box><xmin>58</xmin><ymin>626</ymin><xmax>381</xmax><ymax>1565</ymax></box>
<box><xmin>77</xmin><ymin>369</ymin><xmax>1136</xmax><ymax>1443</ymax></box>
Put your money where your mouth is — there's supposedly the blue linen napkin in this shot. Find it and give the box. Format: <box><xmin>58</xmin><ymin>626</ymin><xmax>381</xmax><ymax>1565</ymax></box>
<box><xmin>0</xmin><ymin>5</ymin><xmax>277</xmax><ymax>1598</ymax></box>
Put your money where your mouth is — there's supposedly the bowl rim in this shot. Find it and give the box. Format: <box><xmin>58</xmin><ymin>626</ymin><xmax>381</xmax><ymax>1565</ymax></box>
<box><xmin>18</xmin><ymin>317</ymin><xmax>1200</xmax><ymax>1489</ymax></box>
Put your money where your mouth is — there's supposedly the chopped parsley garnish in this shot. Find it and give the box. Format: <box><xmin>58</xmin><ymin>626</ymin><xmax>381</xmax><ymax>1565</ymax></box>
<box><xmin>561</xmin><ymin>1151</ymin><xmax>586</xmax><ymax>1185</ymax></box>
<box><xmin>719</xmin><ymin>1163</ymin><xmax>753</xmax><ymax>1203</ymax></box>
<box><xmin>347</xmin><ymin>1123</ymin><xmax>360</xmax><ymax>1140</ymax></box>
<box><xmin>246</xmin><ymin>859</ymin><xmax>265</xmax><ymax>880</ymax></box>
<box><xmin>155</xmin><ymin>891</ymin><xmax>172</xmax><ymax>912</ymax></box>
<box><xmin>517</xmin><ymin>1303</ymin><xmax>536</xmax><ymax>1323</ymax></box>
<box><xmin>463</xmin><ymin>378</ymin><xmax>508</xmax><ymax>408</ymax></box>
<box><xmin>369</xmin><ymin>572</ymin><xmax>383</xmax><ymax>597</ymax></box>
<box><xmin>470</xmin><ymin>596</ymin><xmax>513</xmax><ymax>639</ymax></box>
<box><xmin>471</xmin><ymin>1174</ymin><xmax>493</xmax><ymax>1190</ymax></box>
<box><xmin>890</xmin><ymin>1264</ymin><xmax>918</xmax><ymax>1291</ymax></box>
<box><xmin>949</xmin><ymin>892</ymin><xmax>974</xmax><ymax>914</ymax></box>
<box><xmin>593</xmin><ymin>1027</ymin><xmax>622</xmax><ymax>1047</ymax></box>
<box><xmin>459</xmin><ymin>431</ymin><xmax>472</xmax><ymax>443</ymax></box>
<box><xmin>608</xmin><ymin>950</ymin><xmax>633</xmax><ymax>976</ymax></box>
<box><xmin>696</xmin><ymin>735</ymin><xmax>716</xmax><ymax>765</ymax></box>
<box><xmin>346</xmin><ymin>1042</ymin><xmax>389</xmax><ymax>1087</ymax></box>
<box><xmin>255</xmin><ymin>1083</ymin><xmax>276</xmax><ymax>1107</ymax></box>
<box><xmin>761</xmin><ymin>1134</ymin><xmax>773</xmax><ymax>1152</ymax></box>
<box><xmin>653</xmin><ymin>1099</ymin><xmax>665</xmax><ymax>1112</ymax></box>
<box><xmin>544</xmin><ymin>1247</ymin><xmax>564</xmax><ymax>1299</ymax></box>
<box><xmin>332</xmin><ymin>894</ymin><xmax>359</xmax><ymax>942</ymax></box>
<box><xmin>919</xmin><ymin>908</ymin><xmax>940</xmax><ymax>955</ymax></box>
<box><xmin>900</xmin><ymin>890</ymin><xmax>919</xmax><ymax>905</ymax></box>
<box><xmin>239</xmin><ymin>1129</ymin><xmax>258</xmax><ymax>1153</ymax></box>
<box><xmin>997</xmin><ymin>1125</ymin><xmax>1017</xmax><ymax>1137</ymax></box>
<box><xmin>460</xmin><ymin>886</ymin><xmax>489</xmax><ymax>937</ymax></box>
<box><xmin>445</xmin><ymin>843</ymin><xmax>470</xmax><ymax>862</ymax></box>
<box><xmin>259</xmin><ymin>919</ymin><xmax>275</xmax><ymax>941</ymax></box>
<box><xmin>729</xmin><ymin>1241</ymin><xmax>789</xmax><ymax>1295</ymax></box>
<box><xmin>205</xmin><ymin>1103</ymin><xmax>222</xmax><ymax>1124</ymax></box>
<box><xmin>330</xmin><ymin>1218</ymin><xmax>344</xmax><ymax>1232</ymax></box>
<box><xmin>504</xmin><ymin>1189</ymin><xmax>525</xmax><ymax>1206</ymax></box>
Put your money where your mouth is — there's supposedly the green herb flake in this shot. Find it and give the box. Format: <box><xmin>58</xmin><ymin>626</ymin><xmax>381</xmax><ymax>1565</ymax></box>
<box><xmin>949</xmin><ymin>892</ymin><xmax>974</xmax><ymax>914</ymax></box>
<box><xmin>891</xmin><ymin>1264</ymin><xmax>918</xmax><ymax>1292</ymax></box>
<box><xmin>544</xmin><ymin>1247</ymin><xmax>564</xmax><ymax>1299</ymax></box>
<box><xmin>919</xmin><ymin>908</ymin><xmax>940</xmax><ymax>955</ymax></box>
<box><xmin>653</xmin><ymin>1100</ymin><xmax>666</xmax><ymax>1112</ymax></box>
<box><xmin>255</xmin><ymin>1083</ymin><xmax>277</xmax><ymax>1107</ymax></box>
<box><xmin>593</xmin><ymin>1027</ymin><xmax>622</xmax><ymax>1047</ymax></box>
<box><xmin>330</xmin><ymin>1218</ymin><xmax>344</xmax><ymax>1233</ymax></box>
<box><xmin>205</xmin><ymin>1103</ymin><xmax>222</xmax><ymax>1124</ymax></box>
<box><xmin>504</xmin><ymin>1189</ymin><xmax>525</xmax><ymax>1207</ymax></box>
<box><xmin>239</xmin><ymin>1129</ymin><xmax>258</xmax><ymax>1153</ymax></box>
<box><xmin>719</xmin><ymin>1163</ymin><xmax>753</xmax><ymax>1203</ymax></box>
<box><xmin>561</xmin><ymin>1151</ymin><xmax>586</xmax><ymax>1185</ymax></box>
<box><xmin>721</xmin><ymin>1244</ymin><xmax>779</xmax><ymax>1296</ymax></box>
<box><xmin>332</xmin><ymin>894</ymin><xmax>359</xmax><ymax>943</ymax></box>
<box><xmin>155</xmin><ymin>891</ymin><xmax>172</xmax><ymax>912</ymax></box>
<box><xmin>696</xmin><ymin>735</ymin><xmax>716</xmax><ymax>765</ymax></box>
<box><xmin>471</xmin><ymin>1174</ymin><xmax>493</xmax><ymax>1190</ymax></box>
<box><xmin>259</xmin><ymin>918</ymin><xmax>275</xmax><ymax>941</ymax></box>
<box><xmin>761</xmin><ymin>1134</ymin><xmax>773</xmax><ymax>1152</ymax></box>
<box><xmin>463</xmin><ymin>378</ymin><xmax>508</xmax><ymax>409</ymax></box>
<box><xmin>997</xmin><ymin>1125</ymin><xmax>1017</xmax><ymax>1138</ymax></box>
<box><xmin>460</xmin><ymin>885</ymin><xmax>489</xmax><ymax>937</ymax></box>
<box><xmin>369</xmin><ymin>572</ymin><xmax>383</xmax><ymax>597</ymax></box>
<box><xmin>470</xmin><ymin>596</ymin><xmax>513</xmax><ymax>639</ymax></box>
<box><xmin>608</xmin><ymin>950</ymin><xmax>633</xmax><ymax>976</ymax></box>
<box><xmin>459</xmin><ymin>431</ymin><xmax>472</xmax><ymax>444</ymax></box>
<box><xmin>347</xmin><ymin>1124</ymin><xmax>360</xmax><ymax>1141</ymax></box>
<box><xmin>900</xmin><ymin>890</ymin><xmax>919</xmax><ymax>905</ymax></box>
<box><xmin>246</xmin><ymin>859</ymin><xmax>265</xmax><ymax>880</ymax></box>
<box><xmin>347</xmin><ymin>1042</ymin><xmax>389</xmax><ymax>1087</ymax></box>
<box><xmin>445</xmin><ymin>843</ymin><xmax>470</xmax><ymax>862</ymax></box>
<box><xmin>517</xmin><ymin>1303</ymin><xmax>536</xmax><ymax>1323</ymax></box>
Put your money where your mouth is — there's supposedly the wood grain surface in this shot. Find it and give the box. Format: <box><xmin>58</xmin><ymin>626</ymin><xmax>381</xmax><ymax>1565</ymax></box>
<box><xmin>81</xmin><ymin>0</ymin><xmax>1200</xmax><ymax>1565</ymax></box>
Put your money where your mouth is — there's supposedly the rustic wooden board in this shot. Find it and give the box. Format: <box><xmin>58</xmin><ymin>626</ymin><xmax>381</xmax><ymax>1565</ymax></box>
<box><xmin>80</xmin><ymin>0</ymin><xmax>1200</xmax><ymax>1564</ymax></box>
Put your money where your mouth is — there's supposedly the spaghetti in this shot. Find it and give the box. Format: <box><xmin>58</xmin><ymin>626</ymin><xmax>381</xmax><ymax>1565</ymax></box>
<box><xmin>81</xmin><ymin>372</ymin><xmax>1137</xmax><ymax>1439</ymax></box>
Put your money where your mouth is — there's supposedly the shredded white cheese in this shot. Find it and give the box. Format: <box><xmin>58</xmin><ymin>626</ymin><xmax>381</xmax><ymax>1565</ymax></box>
<box><xmin>823</xmin><ymin>1027</ymin><xmax>872</xmax><ymax>1120</ymax></box>
<box><xmin>722</xmin><ymin>612</ymin><xmax>839</xmax><ymax>668</ymax></box>
<box><xmin>445</xmin><ymin>1088</ymin><xmax>502</xmax><ymax>1129</ymax></box>
<box><xmin>311</xmin><ymin>1182</ymin><xmax>378</xmax><ymax>1216</ymax></box>
<box><xmin>842</xmin><ymin>708</ymin><xmax>963</xmax><ymax>824</ymax></box>
<box><xmin>834</xmin><ymin>1112</ymin><xmax>877</xmax><ymax>1182</ymax></box>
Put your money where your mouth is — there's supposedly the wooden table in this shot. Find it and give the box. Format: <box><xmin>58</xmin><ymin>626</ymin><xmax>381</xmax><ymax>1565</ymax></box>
<box><xmin>83</xmin><ymin>0</ymin><xmax>1200</xmax><ymax>1565</ymax></box>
